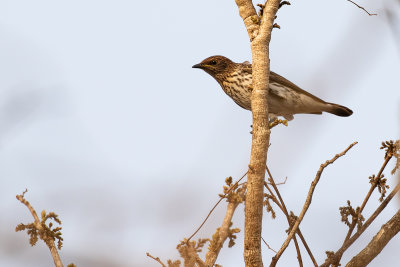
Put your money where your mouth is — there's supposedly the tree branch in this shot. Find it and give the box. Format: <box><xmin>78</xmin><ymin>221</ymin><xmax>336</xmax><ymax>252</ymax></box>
<box><xmin>271</xmin><ymin>142</ymin><xmax>358</xmax><ymax>267</ymax></box>
<box><xmin>321</xmin><ymin>142</ymin><xmax>396</xmax><ymax>266</ymax></box>
<box><xmin>321</xmin><ymin>182</ymin><xmax>400</xmax><ymax>267</ymax></box>
<box><xmin>346</xmin><ymin>0</ymin><xmax>377</xmax><ymax>16</ymax></box>
<box><xmin>262</xmin><ymin>237</ymin><xmax>278</xmax><ymax>253</ymax></box>
<box><xmin>205</xmin><ymin>185</ymin><xmax>245</xmax><ymax>266</ymax></box>
<box><xmin>343</xmin><ymin>154</ymin><xmax>393</xmax><ymax>243</ymax></box>
<box><xmin>16</xmin><ymin>190</ymin><xmax>64</xmax><ymax>267</ymax></box>
<box><xmin>146</xmin><ymin>252</ymin><xmax>167</xmax><ymax>267</ymax></box>
<box><xmin>345</xmin><ymin>209</ymin><xmax>400</xmax><ymax>267</ymax></box>
<box><xmin>266</xmin><ymin>169</ymin><xmax>315</xmax><ymax>266</ymax></box>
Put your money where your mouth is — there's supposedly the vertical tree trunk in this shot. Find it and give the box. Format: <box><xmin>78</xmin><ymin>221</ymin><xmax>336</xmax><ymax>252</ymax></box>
<box><xmin>243</xmin><ymin>38</ymin><xmax>271</xmax><ymax>267</ymax></box>
<box><xmin>234</xmin><ymin>1</ymin><xmax>281</xmax><ymax>266</ymax></box>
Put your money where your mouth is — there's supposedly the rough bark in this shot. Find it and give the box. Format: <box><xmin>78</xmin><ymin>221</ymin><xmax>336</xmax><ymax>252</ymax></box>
<box><xmin>234</xmin><ymin>1</ymin><xmax>281</xmax><ymax>266</ymax></box>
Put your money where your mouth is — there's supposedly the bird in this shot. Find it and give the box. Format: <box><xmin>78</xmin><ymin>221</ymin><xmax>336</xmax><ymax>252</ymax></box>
<box><xmin>192</xmin><ymin>55</ymin><xmax>352</xmax><ymax>121</ymax></box>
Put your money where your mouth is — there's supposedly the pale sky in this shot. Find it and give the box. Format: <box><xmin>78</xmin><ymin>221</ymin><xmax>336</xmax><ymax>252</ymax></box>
<box><xmin>0</xmin><ymin>0</ymin><xmax>399</xmax><ymax>266</ymax></box>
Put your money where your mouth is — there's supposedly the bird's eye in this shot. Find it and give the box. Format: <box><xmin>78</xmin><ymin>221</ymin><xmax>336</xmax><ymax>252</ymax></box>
<box><xmin>210</xmin><ymin>60</ymin><xmax>217</xmax><ymax>65</ymax></box>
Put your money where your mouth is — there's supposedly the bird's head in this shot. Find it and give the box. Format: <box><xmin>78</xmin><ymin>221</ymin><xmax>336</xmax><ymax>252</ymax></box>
<box><xmin>192</xmin><ymin>55</ymin><xmax>235</xmax><ymax>82</ymax></box>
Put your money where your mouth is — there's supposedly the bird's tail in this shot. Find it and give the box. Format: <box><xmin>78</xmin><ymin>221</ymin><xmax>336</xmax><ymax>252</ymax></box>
<box><xmin>324</xmin><ymin>102</ymin><xmax>353</xmax><ymax>117</ymax></box>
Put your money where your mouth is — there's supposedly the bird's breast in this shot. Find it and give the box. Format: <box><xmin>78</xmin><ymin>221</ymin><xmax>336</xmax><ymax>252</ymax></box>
<box><xmin>220</xmin><ymin>76</ymin><xmax>252</xmax><ymax>110</ymax></box>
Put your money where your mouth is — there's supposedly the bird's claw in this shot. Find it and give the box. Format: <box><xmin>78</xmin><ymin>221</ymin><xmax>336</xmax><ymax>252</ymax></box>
<box><xmin>249</xmin><ymin>120</ymin><xmax>287</xmax><ymax>134</ymax></box>
<box><xmin>269</xmin><ymin>119</ymin><xmax>288</xmax><ymax>129</ymax></box>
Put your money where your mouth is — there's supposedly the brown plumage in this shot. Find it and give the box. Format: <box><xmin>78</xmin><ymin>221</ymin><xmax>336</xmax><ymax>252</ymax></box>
<box><xmin>192</xmin><ymin>55</ymin><xmax>353</xmax><ymax>120</ymax></box>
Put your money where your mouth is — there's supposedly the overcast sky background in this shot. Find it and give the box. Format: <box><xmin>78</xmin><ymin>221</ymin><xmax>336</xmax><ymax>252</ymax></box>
<box><xmin>0</xmin><ymin>0</ymin><xmax>399</xmax><ymax>266</ymax></box>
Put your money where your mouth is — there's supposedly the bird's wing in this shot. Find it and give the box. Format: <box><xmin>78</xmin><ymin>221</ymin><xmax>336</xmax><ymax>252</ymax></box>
<box><xmin>269</xmin><ymin>71</ymin><xmax>327</xmax><ymax>104</ymax></box>
<box><xmin>241</xmin><ymin>64</ymin><xmax>326</xmax><ymax>104</ymax></box>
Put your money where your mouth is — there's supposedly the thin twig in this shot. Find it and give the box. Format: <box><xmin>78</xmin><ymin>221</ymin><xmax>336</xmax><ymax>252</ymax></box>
<box><xmin>146</xmin><ymin>252</ymin><xmax>167</xmax><ymax>267</ymax></box>
<box><xmin>321</xmin><ymin>182</ymin><xmax>400</xmax><ymax>267</ymax></box>
<box><xmin>271</xmin><ymin>142</ymin><xmax>358</xmax><ymax>267</ymax></box>
<box><xmin>296</xmin><ymin>230</ymin><xmax>317</xmax><ymax>267</ymax></box>
<box><xmin>346</xmin><ymin>0</ymin><xmax>377</xmax><ymax>16</ymax></box>
<box><xmin>17</xmin><ymin>189</ymin><xmax>40</xmax><ymax>222</ymax></box>
<box><xmin>275</xmin><ymin>176</ymin><xmax>287</xmax><ymax>185</ymax></box>
<box><xmin>262</xmin><ymin>237</ymin><xmax>278</xmax><ymax>253</ymax></box>
<box><xmin>294</xmin><ymin>238</ymin><xmax>304</xmax><ymax>267</ymax></box>
<box><xmin>187</xmin><ymin>171</ymin><xmax>248</xmax><ymax>241</ymax></box>
<box><xmin>320</xmin><ymin>143</ymin><xmax>395</xmax><ymax>266</ymax></box>
<box><xmin>265</xmin><ymin>176</ymin><xmax>287</xmax><ymax>186</ymax></box>
<box><xmin>343</xmin><ymin>155</ymin><xmax>392</xmax><ymax>243</ymax></box>
<box><xmin>264</xmin><ymin>182</ymin><xmax>284</xmax><ymax>211</ymax></box>
<box><xmin>267</xmin><ymin>167</ymin><xmax>318</xmax><ymax>267</ymax></box>
<box><xmin>266</xmin><ymin>170</ymin><xmax>304</xmax><ymax>267</ymax></box>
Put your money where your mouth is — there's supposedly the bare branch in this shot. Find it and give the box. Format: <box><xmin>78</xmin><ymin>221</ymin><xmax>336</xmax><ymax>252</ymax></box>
<box><xmin>275</xmin><ymin>176</ymin><xmax>287</xmax><ymax>185</ymax></box>
<box><xmin>345</xmin><ymin>209</ymin><xmax>400</xmax><ymax>267</ymax></box>
<box><xmin>17</xmin><ymin>189</ymin><xmax>40</xmax><ymax>222</ymax></box>
<box><xmin>271</xmin><ymin>142</ymin><xmax>358</xmax><ymax>267</ymax></box>
<box><xmin>146</xmin><ymin>252</ymin><xmax>167</xmax><ymax>267</ymax></box>
<box><xmin>264</xmin><ymin>182</ymin><xmax>283</xmax><ymax>211</ymax></box>
<box><xmin>355</xmin><ymin>156</ymin><xmax>393</xmax><ymax>232</ymax></box>
<box><xmin>265</xmin><ymin>169</ymin><xmax>317</xmax><ymax>267</ymax></box>
<box><xmin>262</xmin><ymin>237</ymin><xmax>278</xmax><ymax>253</ymax></box>
<box><xmin>346</xmin><ymin>0</ymin><xmax>377</xmax><ymax>16</ymax></box>
<box><xmin>265</xmin><ymin>174</ymin><xmax>303</xmax><ymax>266</ymax></box>
<box><xmin>297</xmin><ymin>231</ymin><xmax>317</xmax><ymax>267</ymax></box>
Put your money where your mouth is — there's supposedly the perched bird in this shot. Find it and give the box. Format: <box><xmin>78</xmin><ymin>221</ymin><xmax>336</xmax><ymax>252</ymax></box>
<box><xmin>192</xmin><ymin>55</ymin><xmax>352</xmax><ymax>121</ymax></box>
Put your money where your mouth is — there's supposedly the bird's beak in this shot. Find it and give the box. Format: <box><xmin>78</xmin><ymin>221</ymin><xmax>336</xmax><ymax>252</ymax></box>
<box><xmin>192</xmin><ymin>63</ymin><xmax>203</xmax><ymax>69</ymax></box>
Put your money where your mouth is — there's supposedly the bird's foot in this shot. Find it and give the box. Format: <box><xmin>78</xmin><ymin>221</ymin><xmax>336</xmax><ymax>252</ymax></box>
<box><xmin>249</xmin><ymin>119</ymin><xmax>287</xmax><ymax>134</ymax></box>
<box><xmin>269</xmin><ymin>119</ymin><xmax>288</xmax><ymax>129</ymax></box>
